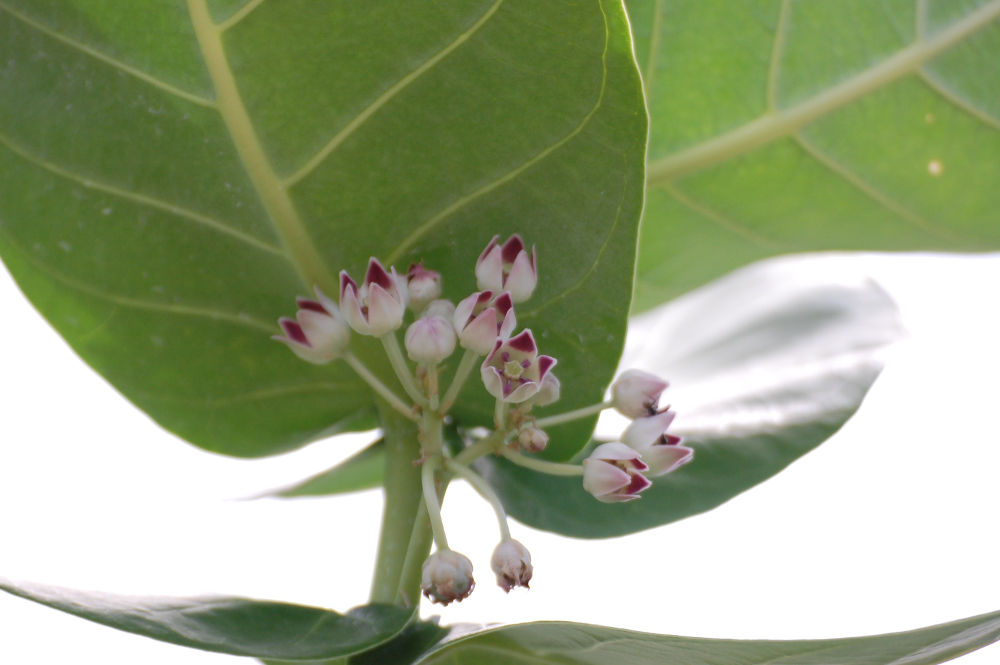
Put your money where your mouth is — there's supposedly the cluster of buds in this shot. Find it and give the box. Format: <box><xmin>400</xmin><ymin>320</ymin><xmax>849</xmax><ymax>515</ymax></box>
<box><xmin>273</xmin><ymin>234</ymin><xmax>692</xmax><ymax>607</ymax></box>
<box><xmin>582</xmin><ymin>370</ymin><xmax>694</xmax><ymax>502</ymax></box>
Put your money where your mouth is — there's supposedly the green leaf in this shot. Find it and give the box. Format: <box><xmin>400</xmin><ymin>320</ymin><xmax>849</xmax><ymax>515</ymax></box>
<box><xmin>260</xmin><ymin>619</ymin><xmax>448</xmax><ymax>665</ymax></box>
<box><xmin>0</xmin><ymin>577</ymin><xmax>412</xmax><ymax>660</ymax></box>
<box><xmin>413</xmin><ymin>611</ymin><xmax>1000</xmax><ymax>665</ymax></box>
<box><xmin>628</xmin><ymin>0</ymin><xmax>1000</xmax><ymax>311</ymax></box>
<box><xmin>0</xmin><ymin>0</ymin><xmax>646</xmax><ymax>457</ymax></box>
<box><xmin>258</xmin><ymin>438</ymin><xmax>385</xmax><ymax>499</ymax></box>
<box><xmin>475</xmin><ymin>256</ymin><xmax>904</xmax><ymax>537</ymax></box>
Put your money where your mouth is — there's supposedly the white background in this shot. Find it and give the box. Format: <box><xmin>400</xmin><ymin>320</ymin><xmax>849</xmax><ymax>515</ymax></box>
<box><xmin>1</xmin><ymin>252</ymin><xmax>999</xmax><ymax>664</ymax></box>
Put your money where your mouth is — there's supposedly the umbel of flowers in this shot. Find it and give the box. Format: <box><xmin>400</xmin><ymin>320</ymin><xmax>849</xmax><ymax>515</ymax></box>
<box><xmin>274</xmin><ymin>235</ymin><xmax>693</xmax><ymax>605</ymax></box>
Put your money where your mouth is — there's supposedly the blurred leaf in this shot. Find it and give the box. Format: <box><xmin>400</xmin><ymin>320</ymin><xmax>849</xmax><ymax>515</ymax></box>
<box><xmin>627</xmin><ymin>0</ymin><xmax>1000</xmax><ymax>310</ymax></box>
<box><xmin>413</xmin><ymin>611</ymin><xmax>1000</xmax><ymax>665</ymax></box>
<box><xmin>477</xmin><ymin>255</ymin><xmax>904</xmax><ymax>537</ymax></box>
<box><xmin>0</xmin><ymin>0</ymin><xmax>646</xmax><ymax>457</ymax></box>
<box><xmin>256</xmin><ymin>438</ymin><xmax>384</xmax><ymax>499</ymax></box>
<box><xmin>0</xmin><ymin>577</ymin><xmax>411</xmax><ymax>660</ymax></box>
<box><xmin>260</xmin><ymin>619</ymin><xmax>449</xmax><ymax>665</ymax></box>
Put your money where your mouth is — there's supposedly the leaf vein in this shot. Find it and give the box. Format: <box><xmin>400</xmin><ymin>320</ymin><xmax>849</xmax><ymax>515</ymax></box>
<box><xmin>663</xmin><ymin>181</ymin><xmax>778</xmax><ymax>248</ymax></box>
<box><xmin>282</xmin><ymin>0</ymin><xmax>505</xmax><ymax>187</ymax></box>
<box><xmin>793</xmin><ymin>132</ymin><xmax>957</xmax><ymax>240</ymax></box>
<box><xmin>917</xmin><ymin>69</ymin><xmax>1000</xmax><ymax>130</ymax></box>
<box><xmin>385</xmin><ymin>0</ymin><xmax>611</xmax><ymax>265</ymax></box>
<box><xmin>0</xmin><ymin>1</ymin><xmax>215</xmax><ymax>108</ymax></box>
<box><xmin>216</xmin><ymin>0</ymin><xmax>268</xmax><ymax>32</ymax></box>
<box><xmin>765</xmin><ymin>0</ymin><xmax>791</xmax><ymax>110</ymax></box>
<box><xmin>646</xmin><ymin>0</ymin><xmax>1000</xmax><ymax>183</ymax></box>
<box><xmin>0</xmin><ymin>131</ymin><xmax>287</xmax><ymax>258</ymax></box>
<box><xmin>641</xmin><ymin>0</ymin><xmax>664</xmax><ymax>99</ymax></box>
<box><xmin>1</xmin><ymin>229</ymin><xmax>273</xmax><ymax>332</ymax></box>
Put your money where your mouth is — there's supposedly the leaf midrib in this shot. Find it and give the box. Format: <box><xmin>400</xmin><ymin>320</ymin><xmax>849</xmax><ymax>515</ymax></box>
<box><xmin>646</xmin><ymin>0</ymin><xmax>1000</xmax><ymax>185</ymax></box>
<box><xmin>186</xmin><ymin>0</ymin><xmax>335</xmax><ymax>294</ymax></box>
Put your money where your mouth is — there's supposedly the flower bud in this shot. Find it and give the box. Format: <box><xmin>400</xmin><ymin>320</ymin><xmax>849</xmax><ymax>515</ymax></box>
<box><xmin>490</xmin><ymin>539</ymin><xmax>533</xmax><ymax>592</ymax></box>
<box><xmin>273</xmin><ymin>297</ymin><xmax>350</xmax><ymax>364</ymax></box>
<box><xmin>621</xmin><ymin>410</ymin><xmax>693</xmax><ymax>476</ymax></box>
<box><xmin>611</xmin><ymin>369</ymin><xmax>669</xmax><ymax>418</ymax></box>
<box><xmin>406</xmin><ymin>262</ymin><xmax>442</xmax><ymax>313</ymax></box>
<box><xmin>335</xmin><ymin>258</ymin><xmax>408</xmax><ymax>337</ymax></box>
<box><xmin>582</xmin><ymin>441</ymin><xmax>652</xmax><ymax>503</ymax></box>
<box><xmin>454</xmin><ymin>290</ymin><xmax>516</xmax><ymax>355</ymax></box>
<box><xmin>475</xmin><ymin>235</ymin><xmax>538</xmax><ymax>303</ymax></box>
<box><xmin>405</xmin><ymin>314</ymin><xmax>457</xmax><ymax>364</ymax></box>
<box><xmin>527</xmin><ymin>371</ymin><xmax>561</xmax><ymax>407</ymax></box>
<box><xmin>421</xmin><ymin>550</ymin><xmax>475</xmax><ymax>606</ymax></box>
<box><xmin>517</xmin><ymin>426</ymin><xmax>549</xmax><ymax>453</ymax></box>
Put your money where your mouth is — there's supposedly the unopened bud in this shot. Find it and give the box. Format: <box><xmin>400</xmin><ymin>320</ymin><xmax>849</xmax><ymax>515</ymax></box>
<box><xmin>518</xmin><ymin>426</ymin><xmax>549</xmax><ymax>453</ymax></box>
<box><xmin>405</xmin><ymin>314</ymin><xmax>457</xmax><ymax>364</ymax></box>
<box><xmin>490</xmin><ymin>539</ymin><xmax>532</xmax><ymax>592</ymax></box>
<box><xmin>407</xmin><ymin>262</ymin><xmax>442</xmax><ymax>313</ymax></box>
<box><xmin>421</xmin><ymin>550</ymin><xmax>475</xmax><ymax>605</ymax></box>
<box><xmin>611</xmin><ymin>369</ymin><xmax>669</xmax><ymax>418</ymax></box>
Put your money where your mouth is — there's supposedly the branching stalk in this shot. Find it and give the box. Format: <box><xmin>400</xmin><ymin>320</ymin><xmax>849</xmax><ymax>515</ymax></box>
<box><xmin>381</xmin><ymin>333</ymin><xmax>429</xmax><ymax>408</ymax></box>
<box><xmin>422</xmin><ymin>457</ymin><xmax>450</xmax><ymax>550</ymax></box>
<box><xmin>445</xmin><ymin>458</ymin><xmax>510</xmax><ymax>540</ymax></box>
<box><xmin>533</xmin><ymin>401</ymin><xmax>613</xmax><ymax>429</ymax></box>
<box><xmin>344</xmin><ymin>353</ymin><xmax>415</xmax><ymax>420</ymax></box>
<box><xmin>502</xmin><ymin>447</ymin><xmax>584</xmax><ymax>476</ymax></box>
<box><xmin>440</xmin><ymin>349</ymin><xmax>480</xmax><ymax>412</ymax></box>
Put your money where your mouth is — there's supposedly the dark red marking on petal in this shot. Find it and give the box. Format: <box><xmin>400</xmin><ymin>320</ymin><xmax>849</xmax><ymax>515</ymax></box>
<box><xmin>537</xmin><ymin>355</ymin><xmax>556</xmax><ymax>376</ymax></box>
<box><xmin>340</xmin><ymin>271</ymin><xmax>358</xmax><ymax>299</ymax></box>
<box><xmin>500</xmin><ymin>235</ymin><xmax>526</xmax><ymax>264</ymax></box>
<box><xmin>625</xmin><ymin>472</ymin><xmax>652</xmax><ymax>495</ymax></box>
<box><xmin>663</xmin><ymin>434</ymin><xmax>683</xmax><ymax>446</ymax></box>
<box><xmin>296</xmin><ymin>298</ymin><xmax>326</xmax><ymax>313</ymax></box>
<box><xmin>507</xmin><ymin>330</ymin><xmax>537</xmax><ymax>353</ymax></box>
<box><xmin>477</xmin><ymin>235</ymin><xmax>500</xmax><ymax>265</ymax></box>
<box><xmin>280</xmin><ymin>318</ymin><xmax>310</xmax><ymax>346</ymax></box>
<box><xmin>365</xmin><ymin>258</ymin><xmax>394</xmax><ymax>290</ymax></box>
<box><xmin>494</xmin><ymin>292</ymin><xmax>513</xmax><ymax>314</ymax></box>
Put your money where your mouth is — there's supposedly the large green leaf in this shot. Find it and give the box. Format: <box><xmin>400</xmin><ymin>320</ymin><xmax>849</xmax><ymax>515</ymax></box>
<box><xmin>0</xmin><ymin>577</ymin><xmax>411</xmax><ymax>660</ymax></box>
<box><xmin>475</xmin><ymin>255</ymin><xmax>904</xmax><ymax>537</ymax></box>
<box><xmin>628</xmin><ymin>0</ymin><xmax>1000</xmax><ymax>310</ymax></box>
<box><xmin>255</xmin><ymin>438</ymin><xmax>385</xmax><ymax>499</ymax></box>
<box><xmin>0</xmin><ymin>0</ymin><xmax>646</xmax><ymax>457</ymax></box>
<box><xmin>413</xmin><ymin>611</ymin><xmax>1000</xmax><ymax>665</ymax></box>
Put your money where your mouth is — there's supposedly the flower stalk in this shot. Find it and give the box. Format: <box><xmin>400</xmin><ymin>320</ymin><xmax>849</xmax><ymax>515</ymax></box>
<box><xmin>445</xmin><ymin>458</ymin><xmax>511</xmax><ymax>540</ymax></box>
<box><xmin>501</xmin><ymin>447</ymin><xmax>584</xmax><ymax>476</ymax></box>
<box><xmin>344</xmin><ymin>353</ymin><xmax>415</xmax><ymax>420</ymax></box>
<box><xmin>381</xmin><ymin>333</ymin><xmax>429</xmax><ymax>408</ymax></box>
<box><xmin>533</xmin><ymin>400</ymin><xmax>613</xmax><ymax>428</ymax></box>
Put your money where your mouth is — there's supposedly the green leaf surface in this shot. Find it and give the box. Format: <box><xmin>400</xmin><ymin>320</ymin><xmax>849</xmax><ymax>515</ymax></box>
<box><xmin>260</xmin><ymin>618</ymin><xmax>448</xmax><ymax>665</ymax></box>
<box><xmin>413</xmin><ymin>611</ymin><xmax>1000</xmax><ymax>665</ymax></box>
<box><xmin>0</xmin><ymin>0</ymin><xmax>646</xmax><ymax>457</ymax></box>
<box><xmin>0</xmin><ymin>577</ymin><xmax>412</xmax><ymax>660</ymax></box>
<box><xmin>257</xmin><ymin>438</ymin><xmax>385</xmax><ymax>499</ymax></box>
<box><xmin>628</xmin><ymin>0</ymin><xmax>1000</xmax><ymax>310</ymax></box>
<box><xmin>476</xmin><ymin>255</ymin><xmax>904</xmax><ymax>537</ymax></box>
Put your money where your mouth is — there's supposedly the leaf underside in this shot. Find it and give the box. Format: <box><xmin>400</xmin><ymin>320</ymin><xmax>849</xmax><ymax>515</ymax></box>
<box><xmin>628</xmin><ymin>0</ymin><xmax>1000</xmax><ymax>310</ymax></box>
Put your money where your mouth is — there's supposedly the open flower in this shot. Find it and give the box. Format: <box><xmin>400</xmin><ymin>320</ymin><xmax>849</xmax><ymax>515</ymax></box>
<box><xmin>406</xmin><ymin>262</ymin><xmax>442</xmax><ymax>313</ymax></box>
<box><xmin>621</xmin><ymin>410</ymin><xmax>693</xmax><ymax>476</ymax></box>
<box><xmin>491</xmin><ymin>539</ymin><xmax>533</xmax><ymax>592</ymax></box>
<box><xmin>333</xmin><ymin>258</ymin><xmax>408</xmax><ymax>337</ymax></box>
<box><xmin>421</xmin><ymin>550</ymin><xmax>475</xmax><ymax>606</ymax></box>
<box><xmin>273</xmin><ymin>297</ymin><xmax>350</xmax><ymax>364</ymax></box>
<box><xmin>481</xmin><ymin>330</ymin><xmax>556</xmax><ymax>403</ymax></box>
<box><xmin>454</xmin><ymin>290</ymin><xmax>516</xmax><ymax>355</ymax></box>
<box><xmin>582</xmin><ymin>442</ymin><xmax>652</xmax><ymax>503</ymax></box>
<box><xmin>611</xmin><ymin>369</ymin><xmax>669</xmax><ymax>417</ymax></box>
<box><xmin>475</xmin><ymin>235</ymin><xmax>538</xmax><ymax>303</ymax></box>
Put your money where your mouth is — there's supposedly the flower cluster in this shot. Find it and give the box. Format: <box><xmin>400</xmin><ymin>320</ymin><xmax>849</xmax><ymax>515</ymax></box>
<box><xmin>583</xmin><ymin>371</ymin><xmax>693</xmax><ymax>502</ymax></box>
<box><xmin>273</xmin><ymin>234</ymin><xmax>692</xmax><ymax>606</ymax></box>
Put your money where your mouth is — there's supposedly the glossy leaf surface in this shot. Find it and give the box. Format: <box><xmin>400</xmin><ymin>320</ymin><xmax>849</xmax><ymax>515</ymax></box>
<box><xmin>414</xmin><ymin>611</ymin><xmax>1000</xmax><ymax>665</ymax></box>
<box><xmin>0</xmin><ymin>0</ymin><xmax>646</xmax><ymax>457</ymax></box>
<box><xmin>477</xmin><ymin>255</ymin><xmax>904</xmax><ymax>537</ymax></box>
<box><xmin>0</xmin><ymin>578</ymin><xmax>411</xmax><ymax>660</ymax></box>
<box><xmin>628</xmin><ymin>0</ymin><xmax>1000</xmax><ymax>310</ymax></box>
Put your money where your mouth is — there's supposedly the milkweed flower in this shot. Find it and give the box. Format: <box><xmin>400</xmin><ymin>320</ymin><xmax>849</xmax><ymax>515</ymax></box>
<box><xmin>611</xmin><ymin>369</ymin><xmax>669</xmax><ymax>418</ymax></box>
<box><xmin>405</xmin><ymin>312</ymin><xmax>457</xmax><ymax>364</ymax></box>
<box><xmin>421</xmin><ymin>550</ymin><xmax>475</xmax><ymax>606</ymax></box>
<box><xmin>334</xmin><ymin>258</ymin><xmax>408</xmax><ymax>337</ymax></box>
<box><xmin>454</xmin><ymin>290</ymin><xmax>516</xmax><ymax>355</ymax></box>
<box><xmin>621</xmin><ymin>410</ymin><xmax>693</xmax><ymax>476</ymax></box>
<box><xmin>406</xmin><ymin>262</ymin><xmax>442</xmax><ymax>314</ymax></box>
<box><xmin>582</xmin><ymin>442</ymin><xmax>652</xmax><ymax>503</ymax></box>
<box><xmin>481</xmin><ymin>330</ymin><xmax>556</xmax><ymax>403</ymax></box>
<box><xmin>273</xmin><ymin>297</ymin><xmax>350</xmax><ymax>365</ymax></box>
<box><xmin>475</xmin><ymin>235</ymin><xmax>538</xmax><ymax>303</ymax></box>
<box><xmin>490</xmin><ymin>539</ymin><xmax>533</xmax><ymax>592</ymax></box>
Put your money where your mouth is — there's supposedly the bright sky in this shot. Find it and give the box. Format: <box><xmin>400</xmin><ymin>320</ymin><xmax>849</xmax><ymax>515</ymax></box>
<box><xmin>1</xmin><ymin>252</ymin><xmax>999</xmax><ymax>664</ymax></box>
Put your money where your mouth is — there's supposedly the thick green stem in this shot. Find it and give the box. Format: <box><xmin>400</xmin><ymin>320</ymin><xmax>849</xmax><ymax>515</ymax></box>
<box><xmin>369</xmin><ymin>404</ymin><xmax>426</xmax><ymax>605</ymax></box>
